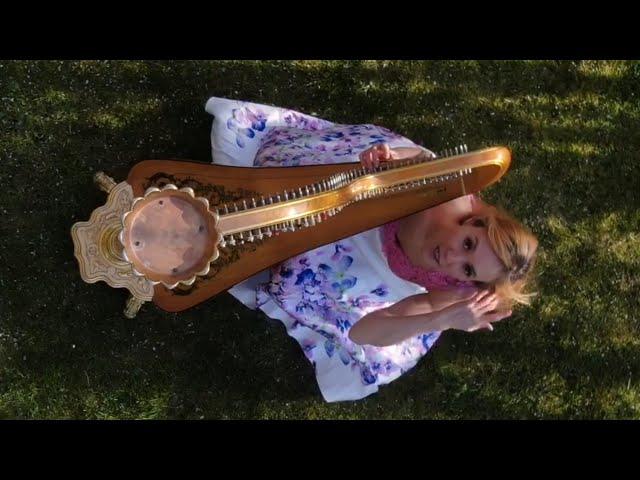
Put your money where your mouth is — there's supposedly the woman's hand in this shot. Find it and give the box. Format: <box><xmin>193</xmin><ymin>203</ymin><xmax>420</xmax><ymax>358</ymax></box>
<box><xmin>438</xmin><ymin>290</ymin><xmax>512</xmax><ymax>333</ymax></box>
<box><xmin>359</xmin><ymin>143</ymin><xmax>399</xmax><ymax>169</ymax></box>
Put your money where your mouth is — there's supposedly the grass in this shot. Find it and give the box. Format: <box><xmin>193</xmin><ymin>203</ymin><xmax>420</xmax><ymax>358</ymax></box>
<box><xmin>1</xmin><ymin>60</ymin><xmax>639</xmax><ymax>419</ymax></box>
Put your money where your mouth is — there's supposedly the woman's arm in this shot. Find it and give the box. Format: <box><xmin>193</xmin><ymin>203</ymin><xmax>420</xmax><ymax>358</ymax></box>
<box><xmin>390</xmin><ymin>146</ymin><xmax>432</xmax><ymax>160</ymax></box>
<box><xmin>359</xmin><ymin>144</ymin><xmax>433</xmax><ymax>168</ymax></box>
<box><xmin>348</xmin><ymin>289</ymin><xmax>477</xmax><ymax>347</ymax></box>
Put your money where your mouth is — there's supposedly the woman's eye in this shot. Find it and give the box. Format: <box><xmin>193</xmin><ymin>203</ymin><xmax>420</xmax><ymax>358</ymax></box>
<box><xmin>464</xmin><ymin>264</ymin><xmax>473</xmax><ymax>277</ymax></box>
<box><xmin>464</xmin><ymin>237</ymin><xmax>473</xmax><ymax>250</ymax></box>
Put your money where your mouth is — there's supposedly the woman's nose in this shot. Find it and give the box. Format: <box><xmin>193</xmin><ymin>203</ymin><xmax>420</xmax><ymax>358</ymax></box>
<box><xmin>445</xmin><ymin>247</ymin><xmax>465</xmax><ymax>263</ymax></box>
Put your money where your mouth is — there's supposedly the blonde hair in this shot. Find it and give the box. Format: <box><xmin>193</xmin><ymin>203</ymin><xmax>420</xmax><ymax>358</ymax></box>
<box><xmin>477</xmin><ymin>205</ymin><xmax>539</xmax><ymax>309</ymax></box>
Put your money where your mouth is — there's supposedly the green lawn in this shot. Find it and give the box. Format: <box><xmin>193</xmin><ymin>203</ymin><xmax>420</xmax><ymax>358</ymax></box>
<box><xmin>1</xmin><ymin>60</ymin><xmax>639</xmax><ymax>419</ymax></box>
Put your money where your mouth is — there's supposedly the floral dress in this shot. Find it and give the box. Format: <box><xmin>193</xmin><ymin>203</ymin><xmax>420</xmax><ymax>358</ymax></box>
<box><xmin>205</xmin><ymin>97</ymin><xmax>441</xmax><ymax>402</ymax></box>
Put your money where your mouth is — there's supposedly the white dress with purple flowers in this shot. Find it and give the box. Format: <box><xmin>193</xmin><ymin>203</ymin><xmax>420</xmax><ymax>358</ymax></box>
<box><xmin>205</xmin><ymin>97</ymin><xmax>440</xmax><ymax>402</ymax></box>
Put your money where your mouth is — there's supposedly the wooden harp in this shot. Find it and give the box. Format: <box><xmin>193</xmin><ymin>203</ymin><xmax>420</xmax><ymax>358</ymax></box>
<box><xmin>71</xmin><ymin>145</ymin><xmax>511</xmax><ymax>317</ymax></box>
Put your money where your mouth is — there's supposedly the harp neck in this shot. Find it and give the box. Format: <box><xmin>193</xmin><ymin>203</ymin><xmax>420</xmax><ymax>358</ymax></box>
<box><xmin>215</xmin><ymin>146</ymin><xmax>511</xmax><ymax>246</ymax></box>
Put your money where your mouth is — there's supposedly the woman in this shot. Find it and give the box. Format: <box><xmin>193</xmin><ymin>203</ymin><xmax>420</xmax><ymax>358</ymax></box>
<box><xmin>206</xmin><ymin>97</ymin><xmax>538</xmax><ymax>402</ymax></box>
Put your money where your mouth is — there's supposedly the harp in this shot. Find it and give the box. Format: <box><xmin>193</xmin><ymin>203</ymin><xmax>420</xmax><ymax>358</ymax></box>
<box><xmin>71</xmin><ymin>145</ymin><xmax>511</xmax><ymax>317</ymax></box>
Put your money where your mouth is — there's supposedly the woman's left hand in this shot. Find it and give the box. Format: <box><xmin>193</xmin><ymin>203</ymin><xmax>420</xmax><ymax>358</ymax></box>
<box><xmin>437</xmin><ymin>290</ymin><xmax>512</xmax><ymax>333</ymax></box>
<box><xmin>359</xmin><ymin>143</ymin><xmax>399</xmax><ymax>169</ymax></box>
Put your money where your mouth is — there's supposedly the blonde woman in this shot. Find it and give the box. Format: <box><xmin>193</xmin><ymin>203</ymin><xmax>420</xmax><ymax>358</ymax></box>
<box><xmin>206</xmin><ymin>97</ymin><xmax>538</xmax><ymax>402</ymax></box>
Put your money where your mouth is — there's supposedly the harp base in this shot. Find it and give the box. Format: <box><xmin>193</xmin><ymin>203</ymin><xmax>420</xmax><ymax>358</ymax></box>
<box><xmin>71</xmin><ymin>172</ymin><xmax>154</xmax><ymax>318</ymax></box>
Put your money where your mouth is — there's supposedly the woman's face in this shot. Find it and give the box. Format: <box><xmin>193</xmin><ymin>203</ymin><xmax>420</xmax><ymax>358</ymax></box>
<box><xmin>399</xmin><ymin>212</ymin><xmax>506</xmax><ymax>284</ymax></box>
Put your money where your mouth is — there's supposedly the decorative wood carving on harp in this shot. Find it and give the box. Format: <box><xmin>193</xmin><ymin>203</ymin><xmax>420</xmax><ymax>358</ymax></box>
<box><xmin>71</xmin><ymin>145</ymin><xmax>511</xmax><ymax>317</ymax></box>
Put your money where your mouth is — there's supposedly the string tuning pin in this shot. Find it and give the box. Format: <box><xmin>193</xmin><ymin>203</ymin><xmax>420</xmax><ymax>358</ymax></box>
<box><xmin>251</xmin><ymin>198</ymin><xmax>257</xmax><ymax>208</ymax></box>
